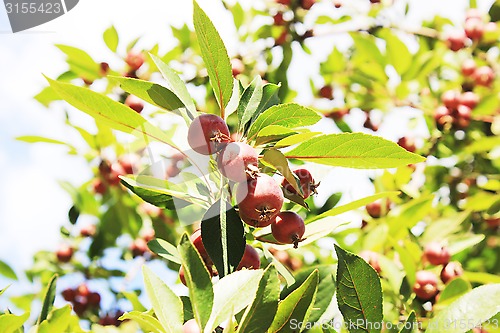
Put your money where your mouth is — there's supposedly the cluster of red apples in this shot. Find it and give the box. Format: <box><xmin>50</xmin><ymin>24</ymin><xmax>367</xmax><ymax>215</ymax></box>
<box><xmin>446</xmin><ymin>9</ymin><xmax>497</xmax><ymax>51</ymax></box>
<box><xmin>360</xmin><ymin>242</ymin><xmax>463</xmax><ymax>304</ymax></box>
<box><xmin>179</xmin><ymin>113</ymin><xmax>319</xmax><ymax>280</ymax></box>
<box><xmin>414</xmin><ymin>243</ymin><xmax>463</xmax><ymax>302</ymax></box>
<box><xmin>434</xmin><ymin>60</ymin><xmax>493</xmax><ymax>131</ymax></box>
<box><xmin>62</xmin><ymin>284</ymin><xmax>101</xmax><ymax>317</ymax></box>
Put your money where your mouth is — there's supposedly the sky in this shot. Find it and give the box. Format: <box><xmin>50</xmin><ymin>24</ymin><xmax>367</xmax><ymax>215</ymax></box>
<box><xmin>0</xmin><ymin>0</ymin><xmax>495</xmax><ymax>312</ymax></box>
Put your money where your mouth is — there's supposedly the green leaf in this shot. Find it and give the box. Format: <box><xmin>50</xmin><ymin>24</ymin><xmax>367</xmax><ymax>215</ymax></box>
<box><xmin>463</xmin><ymin>271</ymin><xmax>500</xmax><ymax>284</ymax></box>
<box><xmin>232</xmin><ymin>2</ymin><xmax>245</xmax><ymax>29</ymax></box>
<box><xmin>261</xmin><ymin>247</ymin><xmax>295</xmax><ymax>286</ymax></box>
<box><xmin>448</xmin><ymin>234</ymin><xmax>485</xmax><ymax>255</ymax></box>
<box><xmin>148</xmin><ymin>238</ymin><xmax>182</xmax><ymax>264</ymax></box>
<box><xmin>10</xmin><ymin>294</ymin><xmax>35</xmax><ymax>312</ymax></box>
<box><xmin>464</xmin><ymin>191</ymin><xmax>499</xmax><ymax>211</ymax></box>
<box><xmin>463</xmin><ymin>136</ymin><xmax>500</xmax><ymax>155</ymax></box>
<box><xmin>321</xmin><ymin>47</ymin><xmax>346</xmax><ymax>75</ymax></box>
<box><xmin>34</xmin><ymin>86</ymin><xmax>61</xmax><ymax>107</ymax></box>
<box><xmin>307</xmin><ymin>192</ymin><xmax>400</xmax><ymax>223</ymax></box>
<box><xmin>388</xmin><ymin>195</ymin><xmax>434</xmax><ymax>238</ymax></box>
<box><xmin>103</xmin><ymin>26</ymin><xmax>119</xmax><ymax>53</ymax></box>
<box><xmin>120</xmin><ymin>175</ymin><xmax>207</xmax><ymax>209</ymax></box>
<box><xmin>380</xmin><ymin>29</ymin><xmax>412</xmax><ymax>76</ymax></box>
<box><xmin>121</xmin><ymin>292</ymin><xmax>147</xmax><ymax>312</ymax></box>
<box><xmin>398</xmin><ymin>311</ymin><xmax>417</xmax><ymax>333</ymax></box>
<box><xmin>193</xmin><ymin>0</ymin><xmax>233</xmax><ymax>114</ymax></box>
<box><xmin>225</xmin><ymin>78</ymin><xmax>241</xmax><ymax>119</ymax></box>
<box><xmin>55</xmin><ymin>45</ymin><xmax>99</xmax><ymax>80</ymax></box>
<box><xmin>255</xmin><ymin>126</ymin><xmax>297</xmax><ymax>146</ymax></box>
<box><xmin>142</xmin><ymin>266</ymin><xmax>184</xmax><ymax>333</ymax></box>
<box><xmin>285</xmin><ymin>133</ymin><xmax>425</xmax><ymax>169</ymax></box>
<box><xmin>0</xmin><ymin>312</ymin><xmax>30</xmax><ymax>333</ymax></box>
<box><xmin>237</xmin><ymin>265</ymin><xmax>280</xmax><ymax>333</ymax></box>
<box><xmin>281</xmin><ymin>265</ymin><xmax>336</xmax><ymax>323</ymax></box>
<box><xmin>206</xmin><ymin>269</ymin><xmax>264</xmax><ymax>333</ymax></box>
<box><xmin>437</xmin><ymin>278</ymin><xmax>471</xmax><ymax>306</ymax></box>
<box><xmin>391</xmin><ymin>240</ymin><xmax>417</xmax><ymax>287</ymax></box>
<box><xmin>119</xmin><ymin>311</ymin><xmax>165</xmax><ymax>333</ymax></box>
<box><xmin>37</xmin><ymin>274</ymin><xmax>58</xmax><ymax>325</ymax></box>
<box><xmin>247</xmin><ymin>103</ymin><xmax>321</xmax><ymax>140</ymax></box>
<box><xmin>335</xmin><ymin>245</ymin><xmax>383</xmax><ymax>333</ymax></box>
<box><xmin>15</xmin><ymin>136</ymin><xmax>71</xmax><ymax>147</ymax></box>
<box><xmin>111</xmin><ymin>76</ymin><xmax>187</xmax><ymax>114</ymax></box>
<box><xmin>149</xmin><ymin>54</ymin><xmax>198</xmax><ymax>120</ymax></box>
<box><xmin>262</xmin><ymin>149</ymin><xmax>302</xmax><ymax>196</ymax></box>
<box><xmin>223</xmin><ymin>314</ymin><xmax>237</xmax><ymax>333</ymax></box>
<box><xmin>425</xmin><ymin>284</ymin><xmax>500</xmax><ymax>333</ymax></box>
<box><xmin>178</xmin><ymin>233</ymin><xmax>214</xmax><ymax>329</ymax></box>
<box><xmin>38</xmin><ymin>305</ymin><xmax>72</xmax><ymax>333</ymax></box>
<box><xmin>0</xmin><ymin>261</ymin><xmax>17</xmax><ymax>280</ymax></box>
<box><xmin>489</xmin><ymin>0</ymin><xmax>500</xmax><ymax>22</ymax></box>
<box><xmin>46</xmin><ymin>78</ymin><xmax>179</xmax><ymax>149</ymax></box>
<box><xmin>421</xmin><ymin>212</ymin><xmax>470</xmax><ymax>244</ymax></box>
<box><xmin>350</xmin><ymin>34</ymin><xmax>387</xmax><ymax>80</ymax></box>
<box><xmin>171</xmin><ymin>24</ymin><xmax>192</xmax><ymax>51</ymax></box>
<box><xmin>0</xmin><ymin>285</ymin><xmax>9</xmax><ymax>296</ymax></box>
<box><xmin>201</xmin><ymin>200</ymin><xmax>245</xmax><ymax>278</ymax></box>
<box><xmin>238</xmin><ymin>76</ymin><xmax>263</xmax><ymax>132</ymax></box>
<box><xmin>268</xmin><ymin>270</ymin><xmax>319</xmax><ymax>333</ymax></box>
<box><xmin>181</xmin><ymin>296</ymin><xmax>194</xmax><ymax>321</ymax></box>
<box><xmin>254</xmin><ymin>83</ymin><xmax>280</xmax><ymax>120</ymax></box>
<box><xmin>274</xmin><ymin>132</ymin><xmax>322</xmax><ymax>148</ymax></box>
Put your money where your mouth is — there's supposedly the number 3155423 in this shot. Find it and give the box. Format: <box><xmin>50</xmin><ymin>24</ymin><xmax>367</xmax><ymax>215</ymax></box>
<box><xmin>5</xmin><ymin>2</ymin><xmax>62</xmax><ymax>14</ymax></box>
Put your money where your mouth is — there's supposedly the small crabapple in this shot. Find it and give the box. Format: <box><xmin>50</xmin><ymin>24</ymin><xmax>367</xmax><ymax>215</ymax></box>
<box><xmin>231</xmin><ymin>58</ymin><xmax>245</xmax><ymax>77</ymax></box>
<box><xmin>281</xmin><ymin>169</ymin><xmax>318</xmax><ymax>199</ymax></box>
<box><xmin>236</xmin><ymin>174</ymin><xmax>284</xmax><ymax>227</ymax></box>
<box><xmin>359</xmin><ymin>251</ymin><xmax>381</xmax><ymax>274</ymax></box>
<box><xmin>271</xmin><ymin>211</ymin><xmax>306</xmax><ymax>248</ymax></box>
<box><xmin>464</xmin><ymin>18</ymin><xmax>485</xmax><ymax>40</ymax></box>
<box><xmin>237</xmin><ymin>245</ymin><xmax>261</xmax><ymax>270</ymax></box>
<box><xmin>188</xmin><ymin>114</ymin><xmax>230</xmax><ymax>155</ymax></box>
<box><xmin>440</xmin><ymin>261</ymin><xmax>464</xmax><ymax>283</ymax></box>
<box><xmin>92</xmin><ymin>178</ymin><xmax>106</xmax><ymax>194</ymax></box>
<box><xmin>125</xmin><ymin>95</ymin><xmax>144</xmax><ymax>113</ymax></box>
<box><xmin>413</xmin><ymin>270</ymin><xmax>439</xmax><ymax>301</ymax></box>
<box><xmin>130</xmin><ymin>238</ymin><xmax>148</xmax><ymax>257</ymax></box>
<box><xmin>80</xmin><ymin>224</ymin><xmax>96</xmax><ymax>237</ymax></box>
<box><xmin>56</xmin><ymin>244</ymin><xmax>74</xmax><ymax>263</ymax></box>
<box><xmin>319</xmin><ymin>85</ymin><xmax>334</xmax><ymax>99</ymax></box>
<box><xmin>458</xmin><ymin>91</ymin><xmax>479</xmax><ymax>109</ymax></box>
<box><xmin>441</xmin><ymin>90</ymin><xmax>461</xmax><ymax>109</ymax></box>
<box><xmin>473</xmin><ymin>66</ymin><xmax>495</xmax><ymax>87</ymax></box>
<box><xmin>424</xmin><ymin>242</ymin><xmax>451</xmax><ymax>266</ymax></box>
<box><xmin>397</xmin><ymin>137</ymin><xmax>417</xmax><ymax>153</ymax></box>
<box><xmin>366</xmin><ymin>199</ymin><xmax>390</xmax><ymax>218</ymax></box>
<box><xmin>62</xmin><ymin>288</ymin><xmax>76</xmax><ymax>302</ymax></box>
<box><xmin>273</xmin><ymin>12</ymin><xmax>286</xmax><ymax>26</ymax></box>
<box><xmin>300</xmin><ymin>0</ymin><xmax>315</xmax><ymax>10</ymax></box>
<box><xmin>125</xmin><ymin>51</ymin><xmax>144</xmax><ymax>71</ymax></box>
<box><xmin>217</xmin><ymin>142</ymin><xmax>259</xmax><ymax>183</ymax></box>
<box><xmin>183</xmin><ymin>319</ymin><xmax>201</xmax><ymax>333</ymax></box>
<box><xmin>446</xmin><ymin>30</ymin><xmax>467</xmax><ymax>52</ymax></box>
<box><xmin>190</xmin><ymin>229</ymin><xmax>209</xmax><ymax>260</ymax></box>
<box><xmin>461</xmin><ymin>59</ymin><xmax>476</xmax><ymax>77</ymax></box>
